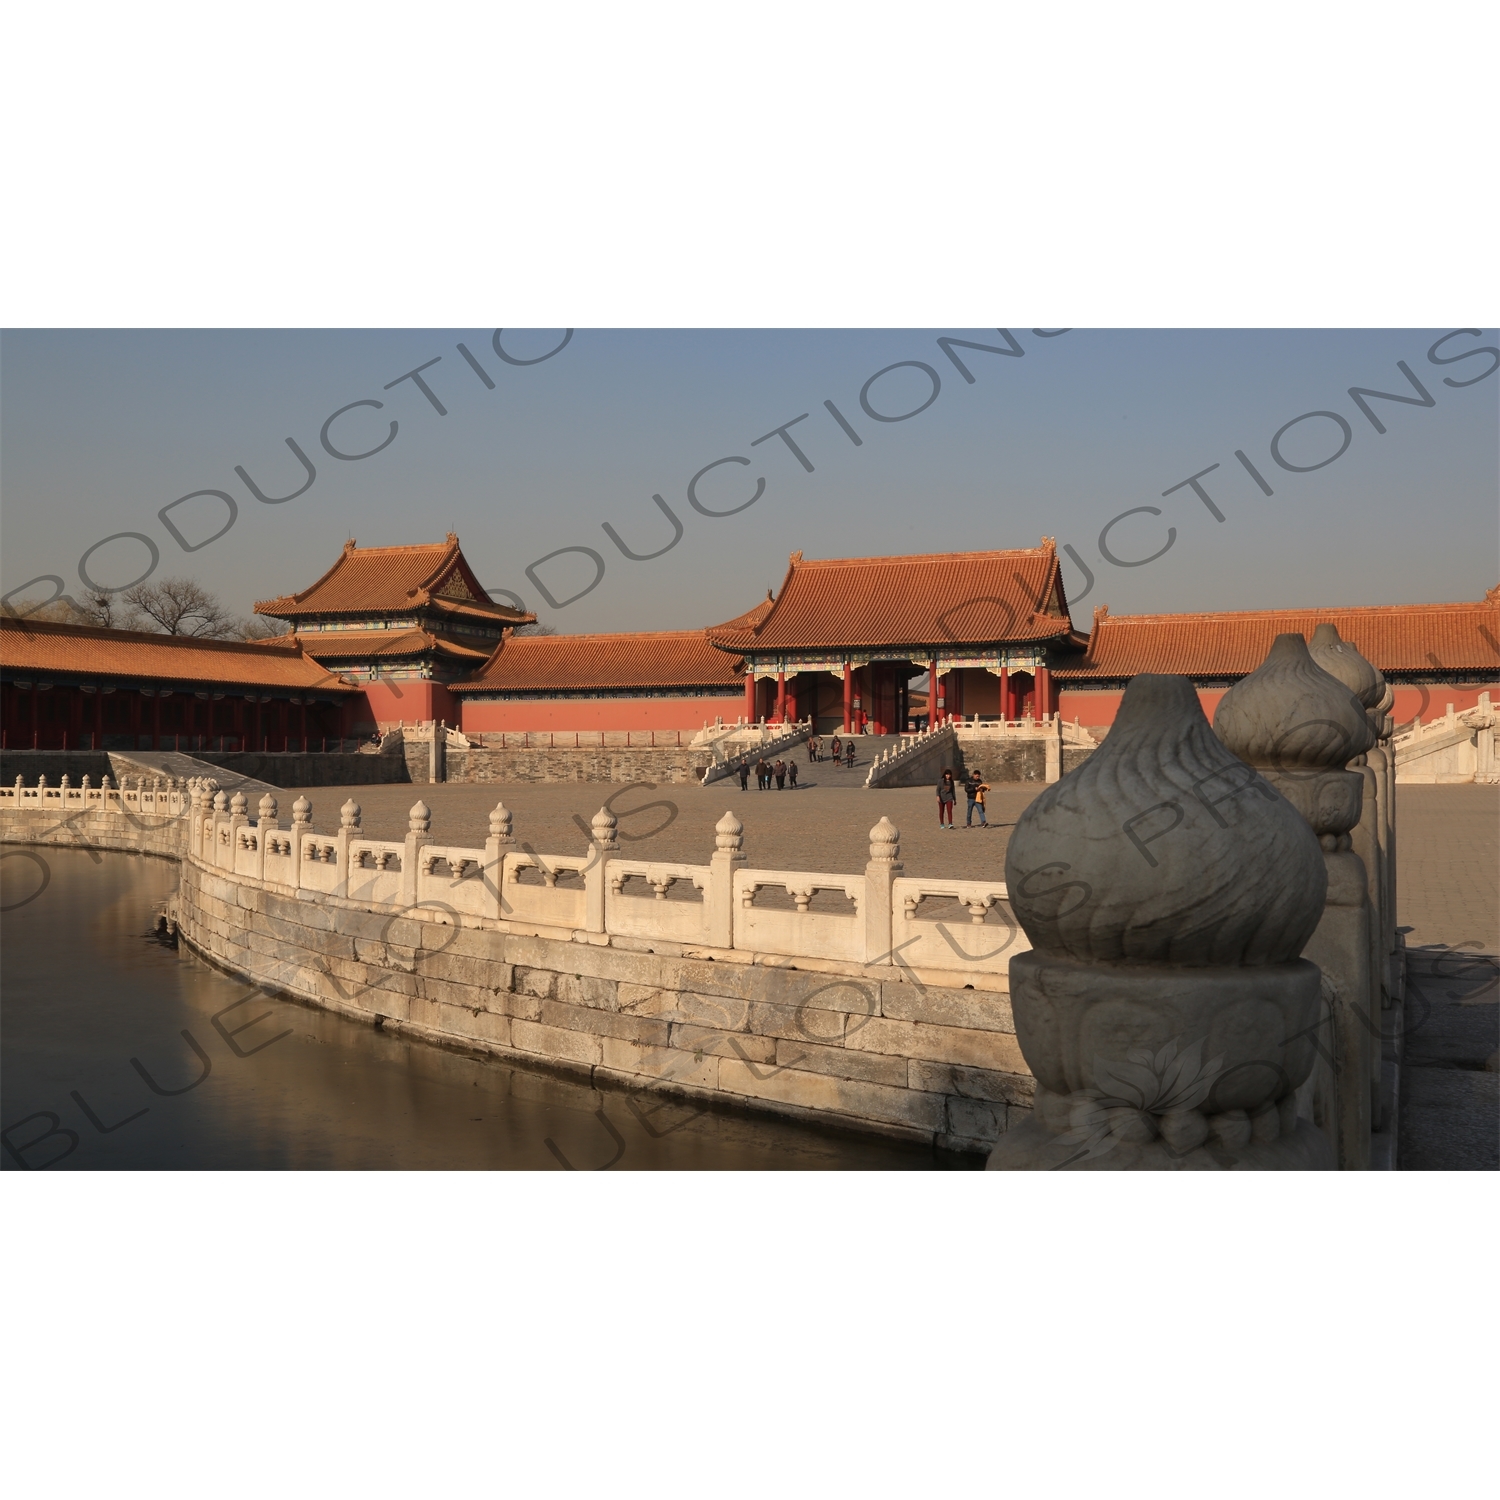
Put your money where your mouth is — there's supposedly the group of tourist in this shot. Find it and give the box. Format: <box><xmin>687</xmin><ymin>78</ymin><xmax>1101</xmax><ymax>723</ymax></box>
<box><xmin>936</xmin><ymin>768</ymin><xmax>991</xmax><ymax>829</ymax></box>
<box><xmin>738</xmin><ymin>757</ymin><xmax>799</xmax><ymax>790</ymax></box>
<box><xmin>805</xmin><ymin>736</ymin><xmax>856</xmax><ymax>768</ymax></box>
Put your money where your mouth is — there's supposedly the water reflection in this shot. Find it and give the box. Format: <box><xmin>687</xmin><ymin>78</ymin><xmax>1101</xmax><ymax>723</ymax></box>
<box><xmin>2</xmin><ymin>848</ymin><xmax>958</xmax><ymax>1170</ymax></box>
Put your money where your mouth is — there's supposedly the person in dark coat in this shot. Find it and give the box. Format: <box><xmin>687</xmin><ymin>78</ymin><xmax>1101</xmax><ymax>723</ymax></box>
<box><xmin>830</xmin><ymin>735</ymin><xmax>841</xmax><ymax>764</ymax></box>
<box><xmin>937</xmin><ymin>768</ymin><xmax>957</xmax><ymax>828</ymax></box>
<box><xmin>964</xmin><ymin>769</ymin><xmax>989</xmax><ymax>826</ymax></box>
<box><xmin>774</xmin><ymin>759</ymin><xmax>786</xmax><ymax>790</ymax></box>
<box><xmin>738</xmin><ymin>761</ymin><xmax>750</xmax><ymax>791</ymax></box>
<box><xmin>787</xmin><ymin>759</ymin><xmax>798</xmax><ymax>788</ymax></box>
<box><xmin>844</xmin><ymin>739</ymin><xmax>855</xmax><ymax>768</ymax></box>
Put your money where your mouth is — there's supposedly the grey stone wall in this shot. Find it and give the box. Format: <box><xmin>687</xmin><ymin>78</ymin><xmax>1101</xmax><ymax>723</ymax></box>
<box><xmin>0</xmin><ymin>804</ymin><xmax>187</xmax><ymax>860</ymax></box>
<box><xmin>1</xmin><ymin>750</ymin><xmax>114</xmax><ymax>786</ymax></box>
<box><xmin>192</xmin><ymin>749</ymin><xmax>411</xmax><ymax>787</ymax></box>
<box><xmin>445</xmin><ymin>746</ymin><xmax>715</xmax><ymax>785</ymax></box>
<box><xmin>170</xmin><ymin>859</ymin><xmax>1030</xmax><ymax>1154</ymax></box>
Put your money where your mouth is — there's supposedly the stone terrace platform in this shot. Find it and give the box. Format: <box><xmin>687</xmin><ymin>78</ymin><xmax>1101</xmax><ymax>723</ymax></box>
<box><xmin>277</xmin><ymin>777</ymin><xmax>1045</xmax><ymax>886</ymax></box>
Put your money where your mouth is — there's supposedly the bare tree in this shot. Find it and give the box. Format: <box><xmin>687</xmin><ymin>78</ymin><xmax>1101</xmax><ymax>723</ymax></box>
<box><xmin>0</xmin><ymin>594</ymin><xmax>88</xmax><ymax>624</ymax></box>
<box><xmin>237</xmin><ymin>614</ymin><xmax>291</xmax><ymax>641</ymax></box>
<box><xmin>75</xmin><ymin>587</ymin><xmax>126</xmax><ymax>629</ymax></box>
<box><xmin>121</xmin><ymin>578</ymin><xmax>239</xmax><ymax>638</ymax></box>
<box><xmin>511</xmin><ymin>622</ymin><xmax>558</xmax><ymax>636</ymax></box>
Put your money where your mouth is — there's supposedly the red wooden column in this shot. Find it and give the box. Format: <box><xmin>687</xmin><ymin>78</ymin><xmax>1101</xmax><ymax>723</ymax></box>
<box><xmin>999</xmin><ymin>666</ymin><xmax>1011</xmax><ymax>721</ymax></box>
<box><xmin>151</xmin><ymin>692</ymin><xmax>161</xmax><ymax>750</ymax></box>
<box><xmin>744</xmin><ymin>671</ymin><xmax>756</xmax><ymax>722</ymax></box>
<box><xmin>1036</xmin><ymin>665</ymin><xmax>1053</xmax><ymax>719</ymax></box>
<box><xmin>775</xmin><ymin>670</ymin><xmax>786</xmax><ymax>722</ymax></box>
<box><xmin>785</xmin><ymin>674</ymin><xmax>798</xmax><ymax>724</ymax></box>
<box><xmin>842</xmin><ymin>661</ymin><xmax>852</xmax><ymax>732</ymax></box>
<box><xmin>927</xmin><ymin>659</ymin><xmax>939</xmax><ymax>724</ymax></box>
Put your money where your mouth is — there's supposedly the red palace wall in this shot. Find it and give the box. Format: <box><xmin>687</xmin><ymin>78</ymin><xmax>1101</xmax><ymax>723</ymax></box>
<box><xmin>1059</xmin><ymin>682</ymin><xmax>1498</xmax><ymax>730</ymax></box>
<box><xmin>362</xmin><ymin>680</ymin><xmax>460</xmax><ymax>729</ymax></box>
<box><xmin>459</xmin><ymin>695</ymin><xmax>745</xmax><ymax>735</ymax></box>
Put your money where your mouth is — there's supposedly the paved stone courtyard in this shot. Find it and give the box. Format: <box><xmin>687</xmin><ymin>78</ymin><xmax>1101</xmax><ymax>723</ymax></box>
<box><xmin>282</xmin><ymin>763</ymin><xmax>1047</xmax><ymax>887</ymax></box>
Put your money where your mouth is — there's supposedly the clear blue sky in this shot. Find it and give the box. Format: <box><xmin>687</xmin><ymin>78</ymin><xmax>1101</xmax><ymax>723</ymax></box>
<box><xmin>2</xmin><ymin>328</ymin><xmax>1495</xmax><ymax>633</ymax></box>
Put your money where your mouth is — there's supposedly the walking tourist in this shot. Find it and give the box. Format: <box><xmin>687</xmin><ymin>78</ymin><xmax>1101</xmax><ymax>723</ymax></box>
<box><xmin>807</xmin><ymin>735</ymin><xmax>819</xmax><ymax>763</ymax></box>
<box><xmin>844</xmin><ymin>739</ymin><xmax>855</xmax><ymax>769</ymax></box>
<box><xmin>937</xmin><ymin>768</ymin><xmax>956</xmax><ymax>828</ymax></box>
<box><xmin>965</xmin><ymin>770</ymin><xmax>990</xmax><ymax>827</ymax></box>
<box><xmin>787</xmin><ymin>760</ymin><xmax>798</xmax><ymax>788</ymax></box>
<box><xmin>738</xmin><ymin>761</ymin><xmax>750</xmax><ymax>791</ymax></box>
<box><xmin>830</xmin><ymin>734</ymin><xmax>842</xmax><ymax>764</ymax></box>
<box><xmin>774</xmin><ymin>758</ymin><xmax>786</xmax><ymax>790</ymax></box>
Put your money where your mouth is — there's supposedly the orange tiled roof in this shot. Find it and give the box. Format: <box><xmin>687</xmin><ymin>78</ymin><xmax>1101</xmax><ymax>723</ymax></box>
<box><xmin>1056</xmin><ymin>596</ymin><xmax>1500</xmax><ymax>679</ymax></box>
<box><xmin>453</xmin><ymin>630</ymin><xmax>746</xmax><ymax>693</ymax></box>
<box><xmin>255</xmin><ymin>535</ymin><xmax>533</xmax><ymax>624</ymax></box>
<box><xmin>0</xmin><ymin>617</ymin><xmax>359</xmax><ymax>692</ymax></box>
<box><xmin>298</xmin><ymin>628</ymin><xmax>493</xmax><ymax>663</ymax></box>
<box><xmin>705</xmin><ymin>543</ymin><xmax>1077</xmax><ymax>654</ymax></box>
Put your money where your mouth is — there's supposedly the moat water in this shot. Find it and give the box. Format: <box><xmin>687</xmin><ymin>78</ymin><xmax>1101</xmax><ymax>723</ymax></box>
<box><xmin>1</xmin><ymin>847</ymin><xmax>955</xmax><ymax>1170</ymax></box>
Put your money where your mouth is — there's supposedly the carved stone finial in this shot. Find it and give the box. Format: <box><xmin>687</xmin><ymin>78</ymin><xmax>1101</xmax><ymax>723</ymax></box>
<box><xmin>1308</xmin><ymin>623</ymin><xmax>1382</xmax><ymax>708</ymax></box>
<box><xmin>715</xmin><ymin>810</ymin><xmax>744</xmax><ymax>852</ymax></box>
<box><xmin>1214</xmin><ymin>633</ymin><xmax>1373</xmax><ymax>842</ymax></box>
<box><xmin>868</xmin><ymin>816</ymin><xmax>901</xmax><ymax>863</ymax></box>
<box><xmin>340</xmin><ymin>798</ymin><xmax>361</xmax><ymax>830</ymax></box>
<box><xmin>36</xmin><ymin>776</ymin><xmax>47</xmax><ymax>789</ymax></box>
<box><xmin>591</xmin><ymin>807</ymin><xmax>619</xmax><ymax>848</ymax></box>
<box><xmin>101</xmin><ymin>775</ymin><xmax>112</xmax><ymax>790</ymax></box>
<box><xmin>82</xmin><ymin>775</ymin><xmax>92</xmax><ymax>789</ymax></box>
<box><xmin>230</xmin><ymin>791</ymin><xmax>248</xmax><ymax>816</ymax></box>
<box><xmin>292</xmin><ymin>796</ymin><xmax>313</xmax><ymax>826</ymax></box>
<box><xmin>488</xmin><ymin>802</ymin><xmax>514</xmax><ymax>843</ymax></box>
<box><xmin>409</xmin><ymin>799</ymin><xmax>431</xmax><ymax>834</ymax></box>
<box><xmin>213</xmin><ymin>791</ymin><xmax>228</xmax><ymax>812</ymax></box>
<box><xmin>991</xmin><ymin>673</ymin><xmax>1331</xmax><ymax>1171</ymax></box>
<box><xmin>61</xmin><ymin>775</ymin><xmax>71</xmax><ymax>788</ymax></box>
<box><xmin>258</xmin><ymin>793</ymin><xmax>278</xmax><ymax>822</ymax></box>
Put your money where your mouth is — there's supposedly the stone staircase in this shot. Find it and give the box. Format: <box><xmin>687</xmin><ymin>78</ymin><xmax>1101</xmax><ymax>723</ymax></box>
<box><xmin>108</xmin><ymin>750</ymin><xmax>280</xmax><ymax>803</ymax></box>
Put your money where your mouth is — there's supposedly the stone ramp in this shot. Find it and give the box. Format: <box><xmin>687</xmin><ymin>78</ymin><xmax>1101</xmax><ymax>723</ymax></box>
<box><xmin>109</xmin><ymin>750</ymin><xmax>280</xmax><ymax>804</ymax></box>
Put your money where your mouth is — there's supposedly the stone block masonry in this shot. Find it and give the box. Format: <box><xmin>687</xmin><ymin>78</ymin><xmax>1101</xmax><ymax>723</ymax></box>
<box><xmin>445</xmin><ymin>745</ymin><xmax>715</xmax><ymax>786</ymax></box>
<box><xmin>1</xmin><ymin>781</ymin><xmax>1037</xmax><ymax>1155</ymax></box>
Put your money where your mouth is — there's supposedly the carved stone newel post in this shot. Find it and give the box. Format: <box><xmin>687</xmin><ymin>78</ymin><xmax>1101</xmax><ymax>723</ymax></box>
<box><xmin>484</xmin><ymin>802</ymin><xmax>515</xmax><ymax>922</ymax></box>
<box><xmin>708</xmin><ymin>812</ymin><xmax>746</xmax><ymax>948</ymax></box>
<box><xmin>586</xmin><ymin>807</ymin><xmax>619</xmax><ymax>934</ymax></box>
<box><xmin>989</xmin><ymin>673</ymin><xmax>1332</xmax><ymax>1170</ymax></box>
<box><xmin>864</xmin><ymin>817</ymin><xmax>902</xmax><ymax>964</ymax></box>
<box><xmin>403</xmin><ymin>800</ymin><xmax>432</xmax><ymax>906</ymax></box>
<box><xmin>1214</xmin><ymin>632</ymin><xmax>1377</xmax><ymax>1168</ymax></box>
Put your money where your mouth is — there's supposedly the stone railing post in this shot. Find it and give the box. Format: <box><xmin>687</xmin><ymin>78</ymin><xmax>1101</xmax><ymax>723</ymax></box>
<box><xmin>229</xmin><ymin>791</ymin><xmax>249</xmax><ymax>867</ymax></box>
<box><xmin>586</xmin><ymin>807</ymin><xmax>618</xmax><ymax>933</ymax></box>
<box><xmin>403</xmin><ymin>799</ymin><xmax>432</xmax><ymax>906</ymax></box>
<box><xmin>1309</xmin><ymin>622</ymin><xmax>1398</xmax><ymax>1122</ymax></box>
<box><xmin>708</xmin><ymin>811</ymin><xmax>746</xmax><ymax>948</ymax></box>
<box><xmin>211</xmin><ymin>790</ymin><xmax>230</xmax><ymax>868</ymax></box>
<box><xmin>186</xmin><ymin>783</ymin><xmax>203</xmax><ymax>858</ymax></box>
<box><xmin>483</xmin><ymin>801</ymin><xmax>515</xmax><ymax>921</ymax></box>
<box><xmin>255</xmin><ymin>794</ymin><xmax>278</xmax><ymax>882</ymax></box>
<box><xmin>989</xmin><ymin>672</ymin><xmax>1332</xmax><ymax>1171</ymax></box>
<box><xmin>290</xmin><ymin>795</ymin><xmax>312</xmax><ymax>890</ymax></box>
<box><xmin>1045</xmin><ymin>716</ymin><xmax>1062</xmax><ymax>782</ymax></box>
<box><xmin>1215</xmin><ymin>632</ymin><xmax>1378</xmax><ymax>1169</ymax></box>
<box><xmin>335</xmin><ymin>798</ymin><xmax>361</xmax><ymax>898</ymax></box>
<box><xmin>863</xmin><ymin>816</ymin><xmax>902</xmax><ymax>963</ymax></box>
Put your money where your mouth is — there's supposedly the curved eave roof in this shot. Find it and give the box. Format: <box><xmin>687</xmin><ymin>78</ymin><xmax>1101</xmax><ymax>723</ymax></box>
<box><xmin>255</xmin><ymin>536</ymin><xmax>532</xmax><ymax>625</ymax></box>
<box><xmin>0</xmin><ymin>617</ymin><xmax>358</xmax><ymax>693</ymax></box>
<box><xmin>705</xmin><ymin>544</ymin><xmax>1076</xmax><ymax>654</ymax></box>
<box><xmin>453</xmin><ymin>630</ymin><xmax>746</xmax><ymax>694</ymax></box>
<box><xmin>1055</xmin><ymin>598</ymin><xmax>1500</xmax><ymax>679</ymax></box>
